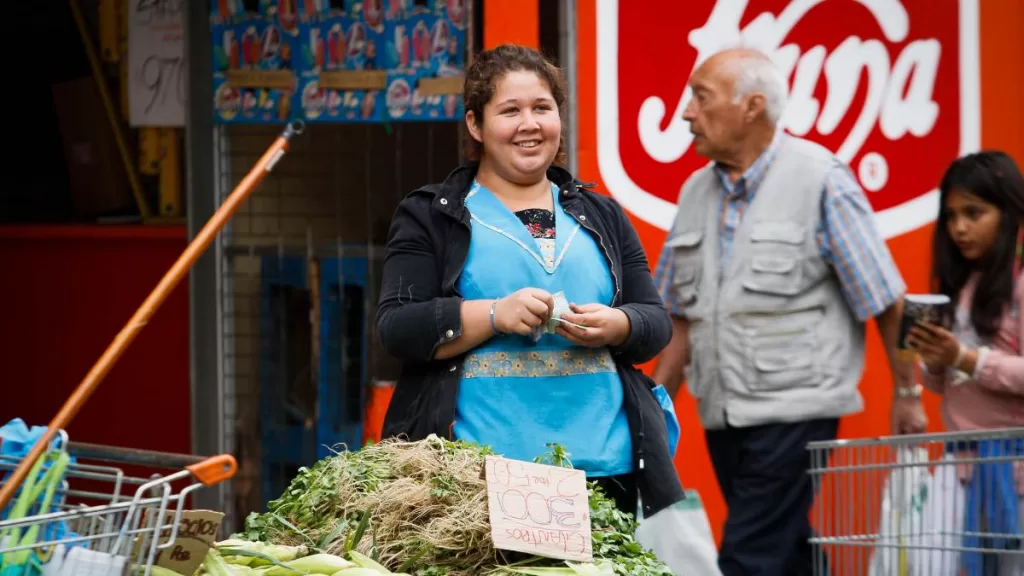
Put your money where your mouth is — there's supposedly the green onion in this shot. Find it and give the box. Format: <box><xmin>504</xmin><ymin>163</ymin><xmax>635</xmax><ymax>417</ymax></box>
<box><xmin>216</xmin><ymin>539</ymin><xmax>309</xmax><ymax>565</ymax></box>
<box><xmin>330</xmin><ymin>569</ymin><xmax>396</xmax><ymax>576</ymax></box>
<box><xmin>346</xmin><ymin>551</ymin><xmax>392</xmax><ymax>573</ymax></box>
<box><xmin>258</xmin><ymin>553</ymin><xmax>355</xmax><ymax>575</ymax></box>
<box><xmin>202</xmin><ymin>549</ymin><xmax>241</xmax><ymax>576</ymax></box>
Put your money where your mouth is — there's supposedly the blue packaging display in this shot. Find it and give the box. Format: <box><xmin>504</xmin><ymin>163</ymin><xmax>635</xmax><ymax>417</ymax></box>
<box><xmin>382</xmin><ymin>69</ymin><xmax>462</xmax><ymax>122</ymax></box>
<box><xmin>212</xmin><ymin>12</ymin><xmax>300</xmax><ymax>125</ymax></box>
<box><xmin>212</xmin><ymin>0</ymin><xmax>463</xmax><ymax>124</ymax></box>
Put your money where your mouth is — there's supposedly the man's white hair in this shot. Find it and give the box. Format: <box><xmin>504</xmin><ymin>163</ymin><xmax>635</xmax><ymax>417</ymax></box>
<box><xmin>722</xmin><ymin>48</ymin><xmax>789</xmax><ymax>126</ymax></box>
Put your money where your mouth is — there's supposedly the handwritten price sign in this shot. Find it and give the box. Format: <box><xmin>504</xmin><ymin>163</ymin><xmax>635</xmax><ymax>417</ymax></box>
<box><xmin>128</xmin><ymin>0</ymin><xmax>187</xmax><ymax>126</ymax></box>
<box><xmin>484</xmin><ymin>456</ymin><xmax>593</xmax><ymax>562</ymax></box>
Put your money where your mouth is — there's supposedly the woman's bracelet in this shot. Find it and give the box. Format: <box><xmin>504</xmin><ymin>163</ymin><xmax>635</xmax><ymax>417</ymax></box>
<box><xmin>953</xmin><ymin>344</ymin><xmax>968</xmax><ymax>371</ymax></box>
<box><xmin>489</xmin><ymin>299</ymin><xmax>502</xmax><ymax>335</ymax></box>
<box><xmin>895</xmin><ymin>383</ymin><xmax>922</xmax><ymax>399</ymax></box>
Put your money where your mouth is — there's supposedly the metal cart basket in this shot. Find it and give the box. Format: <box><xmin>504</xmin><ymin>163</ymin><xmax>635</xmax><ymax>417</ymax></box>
<box><xmin>807</xmin><ymin>427</ymin><xmax>1024</xmax><ymax>576</ymax></box>
<box><xmin>0</xmin><ymin>123</ymin><xmax>297</xmax><ymax>576</ymax></box>
<box><xmin>0</xmin><ymin>431</ymin><xmax>236</xmax><ymax>576</ymax></box>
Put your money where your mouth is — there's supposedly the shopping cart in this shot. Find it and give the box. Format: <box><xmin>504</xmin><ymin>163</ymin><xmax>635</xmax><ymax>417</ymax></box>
<box><xmin>0</xmin><ymin>432</ymin><xmax>236</xmax><ymax>576</ymax></box>
<box><xmin>0</xmin><ymin>123</ymin><xmax>300</xmax><ymax>576</ymax></box>
<box><xmin>807</xmin><ymin>427</ymin><xmax>1024</xmax><ymax>576</ymax></box>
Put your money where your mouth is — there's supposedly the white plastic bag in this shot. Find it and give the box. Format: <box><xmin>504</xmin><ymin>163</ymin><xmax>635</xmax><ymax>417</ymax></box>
<box><xmin>868</xmin><ymin>447</ymin><xmax>932</xmax><ymax>576</ymax></box>
<box><xmin>39</xmin><ymin>546</ymin><xmax>126</xmax><ymax>576</ymax></box>
<box><xmin>910</xmin><ymin>453</ymin><xmax>1024</xmax><ymax>576</ymax></box>
<box><xmin>908</xmin><ymin>453</ymin><xmax>964</xmax><ymax>576</ymax></box>
<box><xmin>636</xmin><ymin>490</ymin><xmax>723</xmax><ymax>576</ymax></box>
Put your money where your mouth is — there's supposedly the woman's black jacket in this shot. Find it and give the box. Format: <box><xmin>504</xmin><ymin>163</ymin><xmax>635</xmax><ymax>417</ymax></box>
<box><xmin>375</xmin><ymin>161</ymin><xmax>685</xmax><ymax>518</ymax></box>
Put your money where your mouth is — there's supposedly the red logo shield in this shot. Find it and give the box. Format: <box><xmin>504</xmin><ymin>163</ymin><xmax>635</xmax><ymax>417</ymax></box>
<box><xmin>596</xmin><ymin>0</ymin><xmax>980</xmax><ymax>238</ymax></box>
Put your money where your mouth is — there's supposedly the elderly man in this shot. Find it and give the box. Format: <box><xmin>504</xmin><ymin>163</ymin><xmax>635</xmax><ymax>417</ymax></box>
<box><xmin>651</xmin><ymin>48</ymin><xmax>928</xmax><ymax>575</ymax></box>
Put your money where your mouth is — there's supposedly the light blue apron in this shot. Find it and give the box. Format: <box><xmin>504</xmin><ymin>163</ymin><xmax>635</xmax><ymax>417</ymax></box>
<box><xmin>452</xmin><ymin>181</ymin><xmax>634</xmax><ymax>477</ymax></box>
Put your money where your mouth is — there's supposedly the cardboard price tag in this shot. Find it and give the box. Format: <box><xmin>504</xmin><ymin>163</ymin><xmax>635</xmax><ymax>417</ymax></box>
<box><xmin>484</xmin><ymin>456</ymin><xmax>593</xmax><ymax>562</ymax></box>
<box><xmin>132</xmin><ymin>509</ymin><xmax>224</xmax><ymax>576</ymax></box>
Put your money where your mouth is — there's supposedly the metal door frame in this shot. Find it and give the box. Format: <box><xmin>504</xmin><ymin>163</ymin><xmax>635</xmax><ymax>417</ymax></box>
<box><xmin>186</xmin><ymin>0</ymin><xmax>229</xmax><ymax>526</ymax></box>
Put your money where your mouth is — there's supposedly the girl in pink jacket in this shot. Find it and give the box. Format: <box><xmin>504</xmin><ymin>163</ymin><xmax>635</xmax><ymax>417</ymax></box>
<box><xmin>907</xmin><ymin>150</ymin><xmax>1023</xmax><ymax>576</ymax></box>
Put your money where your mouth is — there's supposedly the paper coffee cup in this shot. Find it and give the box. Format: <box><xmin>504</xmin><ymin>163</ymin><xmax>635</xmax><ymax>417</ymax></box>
<box><xmin>897</xmin><ymin>294</ymin><xmax>953</xmax><ymax>358</ymax></box>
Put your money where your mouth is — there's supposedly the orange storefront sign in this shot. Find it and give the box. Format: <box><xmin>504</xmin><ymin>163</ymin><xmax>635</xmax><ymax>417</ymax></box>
<box><xmin>575</xmin><ymin>0</ymin><xmax>1024</xmax><ymax>544</ymax></box>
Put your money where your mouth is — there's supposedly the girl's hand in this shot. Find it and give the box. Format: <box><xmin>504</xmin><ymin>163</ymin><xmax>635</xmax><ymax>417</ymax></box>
<box><xmin>556</xmin><ymin>303</ymin><xmax>631</xmax><ymax>348</ymax></box>
<box><xmin>494</xmin><ymin>288</ymin><xmax>554</xmax><ymax>336</ymax></box>
<box><xmin>907</xmin><ymin>322</ymin><xmax>961</xmax><ymax>371</ymax></box>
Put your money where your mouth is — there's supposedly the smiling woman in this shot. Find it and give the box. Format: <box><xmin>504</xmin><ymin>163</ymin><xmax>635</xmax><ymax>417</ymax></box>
<box><xmin>374</xmin><ymin>44</ymin><xmax>685</xmax><ymax>519</ymax></box>
<box><xmin>462</xmin><ymin>46</ymin><xmax>568</xmax><ymax>180</ymax></box>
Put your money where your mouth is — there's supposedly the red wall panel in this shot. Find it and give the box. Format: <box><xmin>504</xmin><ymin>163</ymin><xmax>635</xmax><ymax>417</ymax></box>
<box><xmin>0</xmin><ymin>226</ymin><xmax>191</xmax><ymax>457</ymax></box>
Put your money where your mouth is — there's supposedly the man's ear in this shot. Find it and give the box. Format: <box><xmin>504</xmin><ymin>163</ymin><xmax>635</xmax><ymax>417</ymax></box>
<box><xmin>745</xmin><ymin>93</ymin><xmax>767</xmax><ymax>123</ymax></box>
<box><xmin>465</xmin><ymin>110</ymin><xmax>483</xmax><ymax>143</ymax></box>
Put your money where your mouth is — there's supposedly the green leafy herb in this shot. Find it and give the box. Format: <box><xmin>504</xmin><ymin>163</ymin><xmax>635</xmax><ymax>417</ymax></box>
<box><xmin>229</xmin><ymin>436</ymin><xmax>671</xmax><ymax>575</ymax></box>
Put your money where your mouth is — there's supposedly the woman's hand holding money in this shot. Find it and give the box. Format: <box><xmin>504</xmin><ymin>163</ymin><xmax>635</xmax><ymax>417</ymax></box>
<box><xmin>556</xmin><ymin>303</ymin><xmax>631</xmax><ymax>347</ymax></box>
<box><xmin>492</xmin><ymin>288</ymin><xmax>554</xmax><ymax>336</ymax></box>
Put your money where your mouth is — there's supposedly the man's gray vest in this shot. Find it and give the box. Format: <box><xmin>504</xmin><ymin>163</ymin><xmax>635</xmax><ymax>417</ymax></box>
<box><xmin>667</xmin><ymin>135</ymin><xmax>866</xmax><ymax>430</ymax></box>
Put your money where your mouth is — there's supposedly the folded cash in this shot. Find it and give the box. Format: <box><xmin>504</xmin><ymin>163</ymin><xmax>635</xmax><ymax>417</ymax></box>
<box><xmin>529</xmin><ymin>291</ymin><xmax>589</xmax><ymax>342</ymax></box>
<box><xmin>546</xmin><ymin>291</ymin><xmax>573</xmax><ymax>333</ymax></box>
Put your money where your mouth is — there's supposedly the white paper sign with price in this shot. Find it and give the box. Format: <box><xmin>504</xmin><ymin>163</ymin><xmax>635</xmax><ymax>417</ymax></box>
<box><xmin>484</xmin><ymin>455</ymin><xmax>593</xmax><ymax>563</ymax></box>
<box><xmin>128</xmin><ymin>0</ymin><xmax>187</xmax><ymax>126</ymax></box>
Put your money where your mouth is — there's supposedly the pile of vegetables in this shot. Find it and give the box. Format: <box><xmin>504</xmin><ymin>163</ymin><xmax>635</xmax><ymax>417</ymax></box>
<box><xmin>198</xmin><ymin>435</ymin><xmax>672</xmax><ymax>576</ymax></box>
<box><xmin>200</xmin><ymin>544</ymin><xmax>619</xmax><ymax>575</ymax></box>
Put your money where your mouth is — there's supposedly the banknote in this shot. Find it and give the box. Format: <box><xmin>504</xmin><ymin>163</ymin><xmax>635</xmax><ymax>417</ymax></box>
<box><xmin>527</xmin><ymin>292</ymin><xmax>588</xmax><ymax>342</ymax></box>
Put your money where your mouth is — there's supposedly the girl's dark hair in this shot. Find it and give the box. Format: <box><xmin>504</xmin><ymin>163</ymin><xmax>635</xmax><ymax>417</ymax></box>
<box><xmin>932</xmin><ymin>150</ymin><xmax>1024</xmax><ymax>337</ymax></box>
<box><xmin>462</xmin><ymin>44</ymin><xmax>567</xmax><ymax>165</ymax></box>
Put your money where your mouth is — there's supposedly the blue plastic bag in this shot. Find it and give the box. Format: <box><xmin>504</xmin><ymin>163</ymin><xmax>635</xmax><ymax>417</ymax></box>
<box><xmin>1</xmin><ymin>419</ymin><xmax>64</xmax><ymax>520</ymax></box>
<box><xmin>651</xmin><ymin>385</ymin><xmax>680</xmax><ymax>457</ymax></box>
<box><xmin>0</xmin><ymin>419</ymin><xmax>53</xmax><ymax>460</ymax></box>
<box><xmin>0</xmin><ymin>419</ymin><xmax>81</xmax><ymax>557</ymax></box>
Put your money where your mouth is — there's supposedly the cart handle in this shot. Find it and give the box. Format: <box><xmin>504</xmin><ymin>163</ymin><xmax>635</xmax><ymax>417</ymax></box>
<box><xmin>0</xmin><ymin>120</ymin><xmax>305</xmax><ymax>511</ymax></box>
<box><xmin>67</xmin><ymin>441</ymin><xmax>218</xmax><ymax>469</ymax></box>
<box><xmin>186</xmin><ymin>454</ymin><xmax>238</xmax><ymax>487</ymax></box>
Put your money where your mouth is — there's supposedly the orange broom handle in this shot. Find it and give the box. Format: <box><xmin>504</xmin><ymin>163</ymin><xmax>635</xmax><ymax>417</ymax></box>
<box><xmin>0</xmin><ymin>120</ymin><xmax>306</xmax><ymax>510</ymax></box>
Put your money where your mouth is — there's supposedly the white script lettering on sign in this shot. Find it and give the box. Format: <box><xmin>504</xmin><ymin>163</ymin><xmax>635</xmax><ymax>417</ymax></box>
<box><xmin>129</xmin><ymin>0</ymin><xmax>187</xmax><ymax>126</ymax></box>
<box><xmin>484</xmin><ymin>455</ymin><xmax>593</xmax><ymax>563</ymax></box>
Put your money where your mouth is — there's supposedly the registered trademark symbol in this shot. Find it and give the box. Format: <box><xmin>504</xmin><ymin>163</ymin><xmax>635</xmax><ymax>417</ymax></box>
<box><xmin>858</xmin><ymin>152</ymin><xmax>889</xmax><ymax>192</ymax></box>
